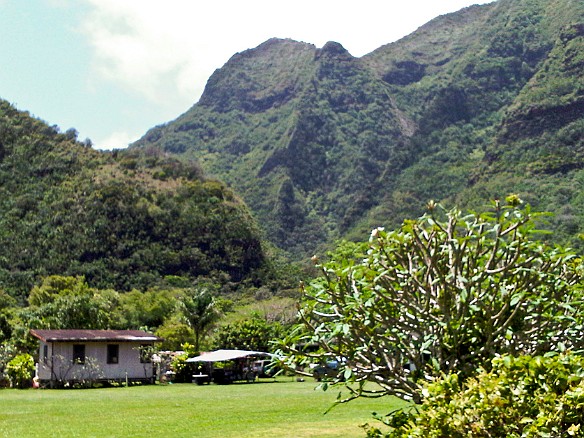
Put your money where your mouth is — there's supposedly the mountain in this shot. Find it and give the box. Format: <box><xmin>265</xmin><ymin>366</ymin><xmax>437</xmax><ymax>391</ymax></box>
<box><xmin>362</xmin><ymin>0</ymin><xmax>584</xmax><ymax>238</ymax></box>
<box><xmin>0</xmin><ymin>100</ymin><xmax>273</xmax><ymax>300</ymax></box>
<box><xmin>134</xmin><ymin>38</ymin><xmax>414</xmax><ymax>257</ymax></box>
<box><xmin>0</xmin><ymin>0</ymin><xmax>580</xmax><ymax>299</ymax></box>
<box><xmin>134</xmin><ymin>0</ymin><xmax>583</xmax><ymax>257</ymax></box>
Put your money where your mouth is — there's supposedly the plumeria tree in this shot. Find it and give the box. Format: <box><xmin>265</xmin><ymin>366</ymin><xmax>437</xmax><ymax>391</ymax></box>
<box><xmin>278</xmin><ymin>197</ymin><xmax>584</xmax><ymax>403</ymax></box>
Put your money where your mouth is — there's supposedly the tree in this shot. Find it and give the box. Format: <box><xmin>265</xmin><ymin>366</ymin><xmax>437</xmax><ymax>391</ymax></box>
<box><xmin>279</xmin><ymin>198</ymin><xmax>584</xmax><ymax>403</ymax></box>
<box><xmin>26</xmin><ymin>275</ymin><xmax>120</xmax><ymax>329</ymax></box>
<box><xmin>179</xmin><ymin>288</ymin><xmax>221</xmax><ymax>352</ymax></box>
<box><xmin>213</xmin><ymin>316</ymin><xmax>283</xmax><ymax>353</ymax></box>
<box><xmin>155</xmin><ymin>316</ymin><xmax>194</xmax><ymax>351</ymax></box>
<box><xmin>0</xmin><ymin>290</ymin><xmax>15</xmax><ymax>342</ymax></box>
<box><xmin>28</xmin><ymin>275</ymin><xmax>84</xmax><ymax>307</ymax></box>
<box><xmin>115</xmin><ymin>288</ymin><xmax>177</xmax><ymax>329</ymax></box>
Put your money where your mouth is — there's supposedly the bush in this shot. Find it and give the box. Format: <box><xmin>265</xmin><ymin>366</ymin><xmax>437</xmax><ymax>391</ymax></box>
<box><xmin>170</xmin><ymin>343</ymin><xmax>197</xmax><ymax>383</ymax></box>
<box><xmin>213</xmin><ymin>316</ymin><xmax>283</xmax><ymax>353</ymax></box>
<box><xmin>6</xmin><ymin>353</ymin><xmax>35</xmax><ymax>389</ymax></box>
<box><xmin>369</xmin><ymin>353</ymin><xmax>584</xmax><ymax>437</ymax></box>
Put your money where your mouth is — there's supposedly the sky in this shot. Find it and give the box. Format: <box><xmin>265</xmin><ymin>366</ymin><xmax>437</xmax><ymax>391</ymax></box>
<box><xmin>0</xmin><ymin>0</ymin><xmax>495</xmax><ymax>150</ymax></box>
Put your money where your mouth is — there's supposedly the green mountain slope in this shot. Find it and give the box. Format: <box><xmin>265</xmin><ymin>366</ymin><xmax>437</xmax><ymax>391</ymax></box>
<box><xmin>134</xmin><ymin>0</ymin><xmax>584</xmax><ymax>257</ymax></box>
<box><xmin>361</xmin><ymin>0</ymin><xmax>583</xmax><ymax>231</ymax></box>
<box><xmin>134</xmin><ymin>38</ymin><xmax>414</xmax><ymax>257</ymax></box>
<box><xmin>0</xmin><ymin>100</ymin><xmax>270</xmax><ymax>300</ymax></box>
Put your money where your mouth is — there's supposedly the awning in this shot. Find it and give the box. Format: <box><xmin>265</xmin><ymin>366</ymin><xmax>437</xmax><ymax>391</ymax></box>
<box><xmin>186</xmin><ymin>349</ymin><xmax>272</xmax><ymax>362</ymax></box>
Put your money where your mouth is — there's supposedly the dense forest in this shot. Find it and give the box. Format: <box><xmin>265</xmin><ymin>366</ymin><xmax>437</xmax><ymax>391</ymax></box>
<box><xmin>0</xmin><ymin>100</ymin><xmax>300</xmax><ymax>366</ymax></box>
<box><xmin>0</xmin><ymin>100</ymin><xmax>304</xmax><ymax>301</ymax></box>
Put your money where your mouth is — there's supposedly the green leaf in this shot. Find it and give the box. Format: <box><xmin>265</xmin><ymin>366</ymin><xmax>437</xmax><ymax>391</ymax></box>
<box><xmin>510</xmin><ymin>293</ymin><xmax>523</xmax><ymax>307</ymax></box>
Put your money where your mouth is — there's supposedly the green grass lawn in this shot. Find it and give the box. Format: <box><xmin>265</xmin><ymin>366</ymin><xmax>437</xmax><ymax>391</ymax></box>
<box><xmin>0</xmin><ymin>377</ymin><xmax>408</xmax><ymax>437</ymax></box>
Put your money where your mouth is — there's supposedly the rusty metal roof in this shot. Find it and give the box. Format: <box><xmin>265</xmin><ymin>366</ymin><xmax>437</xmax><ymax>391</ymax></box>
<box><xmin>30</xmin><ymin>329</ymin><xmax>162</xmax><ymax>343</ymax></box>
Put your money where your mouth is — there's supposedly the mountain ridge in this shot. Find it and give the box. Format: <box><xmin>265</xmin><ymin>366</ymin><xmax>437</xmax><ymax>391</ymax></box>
<box><xmin>0</xmin><ymin>0</ymin><xmax>579</xmax><ymax>279</ymax></box>
<box><xmin>133</xmin><ymin>0</ymin><xmax>583</xmax><ymax>257</ymax></box>
<box><xmin>134</xmin><ymin>36</ymin><xmax>415</xmax><ymax>256</ymax></box>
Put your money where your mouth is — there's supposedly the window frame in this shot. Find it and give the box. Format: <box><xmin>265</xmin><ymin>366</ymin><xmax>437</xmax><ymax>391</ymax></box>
<box><xmin>107</xmin><ymin>344</ymin><xmax>119</xmax><ymax>364</ymax></box>
<box><xmin>73</xmin><ymin>344</ymin><xmax>85</xmax><ymax>364</ymax></box>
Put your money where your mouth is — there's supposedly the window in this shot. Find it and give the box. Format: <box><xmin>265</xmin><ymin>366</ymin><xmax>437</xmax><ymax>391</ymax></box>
<box><xmin>107</xmin><ymin>344</ymin><xmax>119</xmax><ymax>364</ymax></box>
<box><xmin>73</xmin><ymin>344</ymin><xmax>85</xmax><ymax>364</ymax></box>
<box><xmin>140</xmin><ymin>344</ymin><xmax>152</xmax><ymax>363</ymax></box>
<box><xmin>43</xmin><ymin>345</ymin><xmax>48</xmax><ymax>364</ymax></box>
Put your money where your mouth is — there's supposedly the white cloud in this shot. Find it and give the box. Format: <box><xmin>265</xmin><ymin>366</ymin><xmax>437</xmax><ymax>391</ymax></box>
<box><xmin>79</xmin><ymin>0</ymin><xmax>494</xmax><ymax>111</ymax></box>
<box><xmin>80</xmin><ymin>0</ymin><xmax>264</xmax><ymax>108</ymax></box>
<box><xmin>93</xmin><ymin>130</ymin><xmax>140</xmax><ymax>151</ymax></box>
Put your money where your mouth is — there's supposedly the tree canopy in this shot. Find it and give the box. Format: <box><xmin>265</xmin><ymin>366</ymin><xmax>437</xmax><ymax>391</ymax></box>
<box><xmin>179</xmin><ymin>287</ymin><xmax>221</xmax><ymax>352</ymax></box>
<box><xmin>213</xmin><ymin>316</ymin><xmax>284</xmax><ymax>353</ymax></box>
<box><xmin>0</xmin><ymin>100</ymin><xmax>280</xmax><ymax>300</ymax></box>
<box><xmin>279</xmin><ymin>199</ymin><xmax>584</xmax><ymax>403</ymax></box>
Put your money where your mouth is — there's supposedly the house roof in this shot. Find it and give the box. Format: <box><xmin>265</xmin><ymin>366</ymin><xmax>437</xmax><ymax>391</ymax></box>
<box><xmin>186</xmin><ymin>349</ymin><xmax>272</xmax><ymax>362</ymax></box>
<box><xmin>30</xmin><ymin>329</ymin><xmax>162</xmax><ymax>343</ymax></box>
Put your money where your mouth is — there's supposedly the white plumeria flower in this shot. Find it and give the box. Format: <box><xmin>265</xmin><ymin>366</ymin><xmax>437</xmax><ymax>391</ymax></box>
<box><xmin>370</xmin><ymin>227</ymin><xmax>385</xmax><ymax>239</ymax></box>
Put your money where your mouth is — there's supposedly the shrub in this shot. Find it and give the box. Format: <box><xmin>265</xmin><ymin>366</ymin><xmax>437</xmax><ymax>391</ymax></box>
<box><xmin>6</xmin><ymin>353</ymin><xmax>35</xmax><ymax>389</ymax></box>
<box><xmin>368</xmin><ymin>353</ymin><xmax>584</xmax><ymax>437</ymax></box>
<box><xmin>170</xmin><ymin>343</ymin><xmax>197</xmax><ymax>383</ymax></box>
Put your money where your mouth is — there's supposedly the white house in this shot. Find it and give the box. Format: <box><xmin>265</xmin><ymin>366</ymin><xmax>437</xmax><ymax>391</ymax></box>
<box><xmin>30</xmin><ymin>329</ymin><xmax>162</xmax><ymax>387</ymax></box>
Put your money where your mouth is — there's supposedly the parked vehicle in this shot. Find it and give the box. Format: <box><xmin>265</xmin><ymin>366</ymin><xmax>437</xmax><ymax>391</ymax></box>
<box><xmin>310</xmin><ymin>359</ymin><xmax>341</xmax><ymax>381</ymax></box>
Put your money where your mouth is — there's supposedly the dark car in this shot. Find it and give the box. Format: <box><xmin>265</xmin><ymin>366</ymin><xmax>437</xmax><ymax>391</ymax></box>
<box><xmin>311</xmin><ymin>360</ymin><xmax>342</xmax><ymax>381</ymax></box>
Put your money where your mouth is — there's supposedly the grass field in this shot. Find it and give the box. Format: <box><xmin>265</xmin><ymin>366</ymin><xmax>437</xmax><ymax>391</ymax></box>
<box><xmin>0</xmin><ymin>377</ymin><xmax>408</xmax><ymax>437</ymax></box>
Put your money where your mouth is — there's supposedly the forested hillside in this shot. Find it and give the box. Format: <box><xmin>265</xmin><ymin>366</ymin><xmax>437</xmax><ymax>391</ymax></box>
<box><xmin>134</xmin><ymin>38</ymin><xmax>413</xmax><ymax>257</ymax></box>
<box><xmin>0</xmin><ymin>100</ymin><xmax>275</xmax><ymax>301</ymax></box>
<box><xmin>134</xmin><ymin>0</ymin><xmax>584</xmax><ymax>257</ymax></box>
<box><xmin>0</xmin><ymin>0</ymin><xmax>582</xmax><ymax>385</ymax></box>
<box><xmin>363</xmin><ymin>0</ymin><xmax>584</xmax><ymax>246</ymax></box>
<box><xmin>0</xmin><ymin>0</ymin><xmax>581</xmax><ymax>317</ymax></box>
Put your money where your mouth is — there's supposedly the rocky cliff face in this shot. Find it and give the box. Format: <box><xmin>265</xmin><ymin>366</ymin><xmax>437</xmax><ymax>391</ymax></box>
<box><xmin>198</xmin><ymin>38</ymin><xmax>315</xmax><ymax>113</ymax></box>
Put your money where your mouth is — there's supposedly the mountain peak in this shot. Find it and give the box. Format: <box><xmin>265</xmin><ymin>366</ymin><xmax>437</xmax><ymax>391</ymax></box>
<box><xmin>317</xmin><ymin>41</ymin><xmax>352</xmax><ymax>59</ymax></box>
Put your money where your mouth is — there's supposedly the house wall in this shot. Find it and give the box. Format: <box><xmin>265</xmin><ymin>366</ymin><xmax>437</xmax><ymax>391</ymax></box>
<box><xmin>37</xmin><ymin>341</ymin><xmax>155</xmax><ymax>383</ymax></box>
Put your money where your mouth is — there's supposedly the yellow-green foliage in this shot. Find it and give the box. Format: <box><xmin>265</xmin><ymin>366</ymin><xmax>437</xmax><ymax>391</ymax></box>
<box><xmin>5</xmin><ymin>353</ymin><xmax>34</xmax><ymax>389</ymax></box>
<box><xmin>372</xmin><ymin>353</ymin><xmax>584</xmax><ymax>437</ymax></box>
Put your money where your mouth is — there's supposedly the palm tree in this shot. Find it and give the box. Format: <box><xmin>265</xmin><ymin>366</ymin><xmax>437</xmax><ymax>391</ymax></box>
<box><xmin>180</xmin><ymin>288</ymin><xmax>220</xmax><ymax>353</ymax></box>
